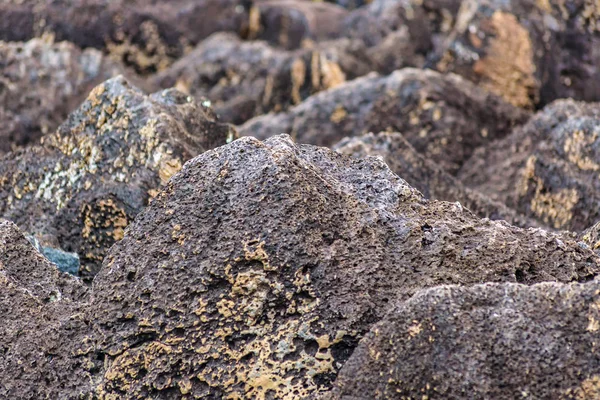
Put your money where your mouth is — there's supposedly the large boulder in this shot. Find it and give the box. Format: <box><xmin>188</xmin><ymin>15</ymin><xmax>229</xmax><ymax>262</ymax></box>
<box><xmin>331</xmin><ymin>281</ymin><xmax>600</xmax><ymax>399</ymax></box>
<box><xmin>0</xmin><ymin>0</ymin><xmax>252</xmax><ymax>74</ymax></box>
<box><xmin>459</xmin><ymin>99</ymin><xmax>600</xmax><ymax>232</ymax></box>
<box><xmin>0</xmin><ymin>76</ymin><xmax>236</xmax><ymax>279</ymax></box>
<box><xmin>240</xmin><ymin>68</ymin><xmax>529</xmax><ymax>174</ymax></box>
<box><xmin>0</xmin><ymin>38</ymin><xmax>126</xmax><ymax>154</ymax></box>
<box><xmin>88</xmin><ymin>135</ymin><xmax>598</xmax><ymax>398</ymax></box>
<box><xmin>434</xmin><ymin>0</ymin><xmax>600</xmax><ymax>108</ymax></box>
<box><xmin>335</xmin><ymin>132</ymin><xmax>536</xmax><ymax>228</ymax></box>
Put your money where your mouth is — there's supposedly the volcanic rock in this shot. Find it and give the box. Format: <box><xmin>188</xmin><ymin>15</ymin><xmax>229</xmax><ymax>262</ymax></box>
<box><xmin>0</xmin><ymin>0</ymin><xmax>252</xmax><ymax>74</ymax></box>
<box><xmin>331</xmin><ymin>281</ymin><xmax>600</xmax><ymax>399</ymax></box>
<box><xmin>459</xmin><ymin>99</ymin><xmax>600</xmax><ymax>232</ymax></box>
<box><xmin>0</xmin><ymin>38</ymin><xmax>125</xmax><ymax>154</ymax></box>
<box><xmin>0</xmin><ymin>76</ymin><xmax>236</xmax><ymax>279</ymax></box>
<box><xmin>335</xmin><ymin>132</ymin><xmax>536</xmax><ymax>228</ymax></box>
<box><xmin>240</xmin><ymin>68</ymin><xmax>529</xmax><ymax>174</ymax></box>
<box><xmin>0</xmin><ymin>220</ymin><xmax>90</xmax><ymax>399</ymax></box>
<box><xmin>152</xmin><ymin>32</ymin><xmax>373</xmax><ymax>124</ymax></box>
<box><xmin>435</xmin><ymin>0</ymin><xmax>600</xmax><ymax>108</ymax></box>
<box><xmin>88</xmin><ymin>135</ymin><xmax>598</xmax><ymax>398</ymax></box>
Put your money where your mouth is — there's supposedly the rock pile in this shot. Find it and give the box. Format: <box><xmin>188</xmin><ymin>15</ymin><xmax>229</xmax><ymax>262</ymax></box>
<box><xmin>2</xmin><ymin>0</ymin><xmax>600</xmax><ymax>398</ymax></box>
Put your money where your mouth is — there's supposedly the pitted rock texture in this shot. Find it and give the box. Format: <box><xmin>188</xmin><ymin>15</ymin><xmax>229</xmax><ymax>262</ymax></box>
<box><xmin>0</xmin><ymin>0</ymin><xmax>252</xmax><ymax>74</ymax></box>
<box><xmin>0</xmin><ymin>38</ymin><xmax>125</xmax><ymax>154</ymax></box>
<box><xmin>0</xmin><ymin>76</ymin><xmax>236</xmax><ymax>279</ymax></box>
<box><xmin>0</xmin><ymin>220</ymin><xmax>90</xmax><ymax>400</ymax></box>
<box><xmin>245</xmin><ymin>0</ymin><xmax>349</xmax><ymax>49</ymax></box>
<box><xmin>330</xmin><ymin>281</ymin><xmax>600</xmax><ymax>400</ymax></box>
<box><xmin>335</xmin><ymin>132</ymin><xmax>537</xmax><ymax>228</ymax></box>
<box><xmin>240</xmin><ymin>68</ymin><xmax>529</xmax><ymax>174</ymax></box>
<box><xmin>459</xmin><ymin>99</ymin><xmax>600</xmax><ymax>232</ymax></box>
<box><xmin>152</xmin><ymin>32</ymin><xmax>376</xmax><ymax>125</ymax></box>
<box><xmin>435</xmin><ymin>0</ymin><xmax>600</xmax><ymax>108</ymax></box>
<box><xmin>88</xmin><ymin>135</ymin><xmax>598</xmax><ymax>398</ymax></box>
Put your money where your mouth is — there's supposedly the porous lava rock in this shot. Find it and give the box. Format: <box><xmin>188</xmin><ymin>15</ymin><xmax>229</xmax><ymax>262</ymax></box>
<box><xmin>240</xmin><ymin>68</ymin><xmax>529</xmax><ymax>174</ymax></box>
<box><xmin>88</xmin><ymin>135</ymin><xmax>598</xmax><ymax>398</ymax></box>
<box><xmin>0</xmin><ymin>0</ymin><xmax>252</xmax><ymax>74</ymax></box>
<box><xmin>0</xmin><ymin>76</ymin><xmax>236</xmax><ymax>279</ymax></box>
<box><xmin>0</xmin><ymin>38</ymin><xmax>125</xmax><ymax>153</ymax></box>
<box><xmin>335</xmin><ymin>132</ymin><xmax>536</xmax><ymax>228</ymax></box>
<box><xmin>330</xmin><ymin>281</ymin><xmax>600</xmax><ymax>400</ymax></box>
<box><xmin>0</xmin><ymin>220</ymin><xmax>90</xmax><ymax>399</ymax></box>
<box><xmin>435</xmin><ymin>0</ymin><xmax>600</xmax><ymax>108</ymax></box>
<box><xmin>152</xmin><ymin>32</ymin><xmax>372</xmax><ymax>124</ymax></box>
<box><xmin>459</xmin><ymin>99</ymin><xmax>600</xmax><ymax>232</ymax></box>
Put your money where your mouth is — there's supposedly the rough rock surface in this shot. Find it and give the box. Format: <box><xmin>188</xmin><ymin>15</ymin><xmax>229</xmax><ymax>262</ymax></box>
<box><xmin>0</xmin><ymin>0</ymin><xmax>252</xmax><ymax>74</ymax></box>
<box><xmin>0</xmin><ymin>38</ymin><xmax>125</xmax><ymax>154</ymax></box>
<box><xmin>435</xmin><ymin>0</ymin><xmax>600</xmax><ymax>108</ymax></box>
<box><xmin>335</xmin><ymin>132</ymin><xmax>536</xmax><ymax>228</ymax></box>
<box><xmin>459</xmin><ymin>99</ymin><xmax>600</xmax><ymax>232</ymax></box>
<box><xmin>240</xmin><ymin>68</ymin><xmax>529</xmax><ymax>174</ymax></box>
<box><xmin>0</xmin><ymin>76</ymin><xmax>236</xmax><ymax>279</ymax></box>
<box><xmin>0</xmin><ymin>220</ymin><xmax>90</xmax><ymax>399</ymax></box>
<box><xmin>1</xmin><ymin>136</ymin><xmax>599</xmax><ymax>398</ymax></box>
<box><xmin>331</xmin><ymin>281</ymin><xmax>600</xmax><ymax>400</ymax></box>
<box><xmin>89</xmin><ymin>135</ymin><xmax>598</xmax><ymax>398</ymax></box>
<box><xmin>153</xmin><ymin>32</ymin><xmax>373</xmax><ymax>125</ymax></box>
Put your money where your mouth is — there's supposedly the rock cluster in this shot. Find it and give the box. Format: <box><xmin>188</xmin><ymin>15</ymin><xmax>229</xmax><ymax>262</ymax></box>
<box><xmin>2</xmin><ymin>0</ymin><xmax>600</xmax><ymax>399</ymax></box>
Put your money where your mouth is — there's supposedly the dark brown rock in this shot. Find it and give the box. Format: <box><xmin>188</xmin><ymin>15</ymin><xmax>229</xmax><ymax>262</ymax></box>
<box><xmin>0</xmin><ymin>220</ymin><xmax>89</xmax><ymax>399</ymax></box>
<box><xmin>459</xmin><ymin>99</ymin><xmax>600</xmax><ymax>232</ymax></box>
<box><xmin>331</xmin><ymin>281</ymin><xmax>600</xmax><ymax>400</ymax></box>
<box><xmin>1</xmin><ymin>135</ymin><xmax>599</xmax><ymax>398</ymax></box>
<box><xmin>0</xmin><ymin>0</ymin><xmax>252</xmax><ymax>74</ymax></box>
<box><xmin>88</xmin><ymin>135</ymin><xmax>598</xmax><ymax>398</ymax></box>
<box><xmin>340</xmin><ymin>0</ymin><xmax>462</xmax><ymax>53</ymax></box>
<box><xmin>0</xmin><ymin>76</ymin><xmax>236</xmax><ymax>279</ymax></box>
<box><xmin>434</xmin><ymin>0</ymin><xmax>600</xmax><ymax>108</ymax></box>
<box><xmin>245</xmin><ymin>0</ymin><xmax>349</xmax><ymax>50</ymax></box>
<box><xmin>240</xmin><ymin>68</ymin><xmax>529</xmax><ymax>174</ymax></box>
<box><xmin>0</xmin><ymin>38</ymin><xmax>126</xmax><ymax>154</ymax></box>
<box><xmin>335</xmin><ymin>132</ymin><xmax>537</xmax><ymax>228</ymax></box>
<box><xmin>152</xmin><ymin>32</ymin><xmax>373</xmax><ymax>125</ymax></box>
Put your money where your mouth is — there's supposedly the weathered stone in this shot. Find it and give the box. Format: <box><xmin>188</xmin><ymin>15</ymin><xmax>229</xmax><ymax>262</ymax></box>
<box><xmin>245</xmin><ymin>0</ymin><xmax>349</xmax><ymax>49</ymax></box>
<box><xmin>331</xmin><ymin>281</ymin><xmax>600</xmax><ymax>399</ymax></box>
<box><xmin>434</xmin><ymin>0</ymin><xmax>600</xmax><ymax>108</ymax></box>
<box><xmin>0</xmin><ymin>220</ymin><xmax>90</xmax><ymax>400</ymax></box>
<box><xmin>88</xmin><ymin>135</ymin><xmax>598</xmax><ymax>398</ymax></box>
<box><xmin>335</xmin><ymin>132</ymin><xmax>537</xmax><ymax>228</ymax></box>
<box><xmin>240</xmin><ymin>68</ymin><xmax>529</xmax><ymax>174</ymax></box>
<box><xmin>0</xmin><ymin>0</ymin><xmax>252</xmax><ymax>74</ymax></box>
<box><xmin>0</xmin><ymin>76</ymin><xmax>236</xmax><ymax>279</ymax></box>
<box><xmin>459</xmin><ymin>99</ymin><xmax>600</xmax><ymax>232</ymax></box>
<box><xmin>0</xmin><ymin>38</ymin><xmax>125</xmax><ymax>154</ymax></box>
<box><xmin>152</xmin><ymin>32</ymin><xmax>372</xmax><ymax>124</ymax></box>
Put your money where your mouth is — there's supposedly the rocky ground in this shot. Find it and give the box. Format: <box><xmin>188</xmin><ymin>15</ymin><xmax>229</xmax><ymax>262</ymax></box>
<box><xmin>1</xmin><ymin>1</ymin><xmax>600</xmax><ymax>399</ymax></box>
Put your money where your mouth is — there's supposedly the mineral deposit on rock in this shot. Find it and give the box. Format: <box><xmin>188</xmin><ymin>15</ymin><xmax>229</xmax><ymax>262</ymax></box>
<box><xmin>0</xmin><ymin>76</ymin><xmax>236</xmax><ymax>279</ymax></box>
<box><xmin>459</xmin><ymin>99</ymin><xmax>600</xmax><ymax>232</ymax></box>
